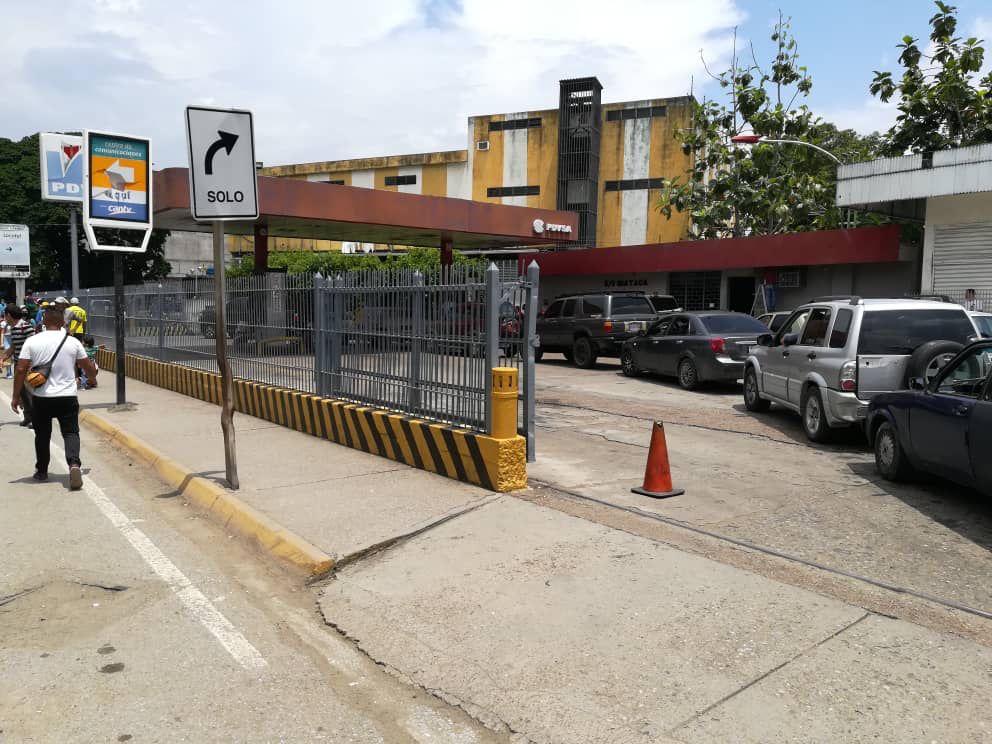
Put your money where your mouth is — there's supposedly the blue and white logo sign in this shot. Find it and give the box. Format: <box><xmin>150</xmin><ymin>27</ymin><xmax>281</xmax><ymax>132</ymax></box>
<box><xmin>39</xmin><ymin>133</ymin><xmax>83</xmax><ymax>203</ymax></box>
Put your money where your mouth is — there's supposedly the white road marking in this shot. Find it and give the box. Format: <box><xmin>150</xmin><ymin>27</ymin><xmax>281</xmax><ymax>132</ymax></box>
<box><xmin>1</xmin><ymin>391</ymin><xmax>267</xmax><ymax>670</ymax></box>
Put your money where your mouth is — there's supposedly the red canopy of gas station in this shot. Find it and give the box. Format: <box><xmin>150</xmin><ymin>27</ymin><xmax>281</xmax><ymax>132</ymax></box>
<box><xmin>152</xmin><ymin>168</ymin><xmax>579</xmax><ymax>251</ymax></box>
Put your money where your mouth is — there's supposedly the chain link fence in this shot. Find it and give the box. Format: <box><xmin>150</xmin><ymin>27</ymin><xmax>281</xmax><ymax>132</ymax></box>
<box><xmin>68</xmin><ymin>265</ymin><xmax>539</xmax><ymax>455</ymax></box>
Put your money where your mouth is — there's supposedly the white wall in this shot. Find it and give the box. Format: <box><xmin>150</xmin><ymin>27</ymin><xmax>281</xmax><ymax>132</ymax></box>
<box><xmin>620</xmin><ymin>104</ymin><xmax>651</xmax><ymax>246</ymax></box>
<box><xmin>351</xmin><ymin>169</ymin><xmax>374</xmax><ymax>189</ymax></box>
<box><xmin>502</xmin><ymin>112</ymin><xmax>529</xmax><ymax>206</ymax></box>
<box><xmin>162</xmin><ymin>232</ymin><xmax>213</xmax><ymax>276</ymax></box>
<box><xmin>398</xmin><ymin>164</ymin><xmax>422</xmax><ymax>195</ymax></box>
<box><xmin>447</xmin><ymin>161</ymin><xmax>471</xmax><ymax>200</ymax></box>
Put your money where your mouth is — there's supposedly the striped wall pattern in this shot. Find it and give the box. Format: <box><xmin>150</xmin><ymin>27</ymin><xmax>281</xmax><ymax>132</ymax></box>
<box><xmin>95</xmin><ymin>349</ymin><xmax>526</xmax><ymax>493</ymax></box>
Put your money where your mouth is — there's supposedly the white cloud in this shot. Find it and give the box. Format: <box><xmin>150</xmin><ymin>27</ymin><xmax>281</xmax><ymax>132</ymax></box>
<box><xmin>820</xmin><ymin>98</ymin><xmax>898</xmax><ymax>136</ymax></box>
<box><xmin>1</xmin><ymin>0</ymin><xmax>744</xmax><ymax>167</ymax></box>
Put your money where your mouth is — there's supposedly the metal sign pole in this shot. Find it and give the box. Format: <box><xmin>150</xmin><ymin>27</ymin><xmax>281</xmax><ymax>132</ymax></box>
<box><xmin>186</xmin><ymin>105</ymin><xmax>257</xmax><ymax>491</ymax></box>
<box><xmin>70</xmin><ymin>207</ymin><xmax>80</xmax><ymax>295</ymax></box>
<box><xmin>113</xmin><ymin>254</ymin><xmax>126</xmax><ymax>405</ymax></box>
<box><xmin>213</xmin><ymin>221</ymin><xmax>239</xmax><ymax>489</ymax></box>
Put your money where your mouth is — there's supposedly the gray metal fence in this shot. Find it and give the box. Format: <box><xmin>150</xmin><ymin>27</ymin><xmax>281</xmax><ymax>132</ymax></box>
<box><xmin>70</xmin><ymin>263</ymin><xmax>539</xmax><ymax>456</ymax></box>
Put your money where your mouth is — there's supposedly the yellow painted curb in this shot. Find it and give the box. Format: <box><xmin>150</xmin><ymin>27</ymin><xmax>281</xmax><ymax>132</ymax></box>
<box><xmin>79</xmin><ymin>409</ymin><xmax>335</xmax><ymax>578</ymax></box>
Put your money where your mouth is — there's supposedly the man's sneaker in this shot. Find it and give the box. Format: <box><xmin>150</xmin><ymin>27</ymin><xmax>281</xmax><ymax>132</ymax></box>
<box><xmin>69</xmin><ymin>466</ymin><xmax>83</xmax><ymax>491</ymax></box>
<box><xmin>32</xmin><ymin>470</ymin><xmax>48</xmax><ymax>482</ymax></box>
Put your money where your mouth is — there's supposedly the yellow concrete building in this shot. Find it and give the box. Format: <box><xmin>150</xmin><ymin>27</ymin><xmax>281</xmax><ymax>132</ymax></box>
<box><xmin>239</xmin><ymin>77</ymin><xmax>693</xmax><ymax>255</ymax></box>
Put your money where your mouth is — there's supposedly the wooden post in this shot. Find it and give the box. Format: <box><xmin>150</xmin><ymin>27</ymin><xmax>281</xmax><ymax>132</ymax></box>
<box><xmin>213</xmin><ymin>222</ymin><xmax>239</xmax><ymax>489</ymax></box>
<box><xmin>440</xmin><ymin>237</ymin><xmax>453</xmax><ymax>267</ymax></box>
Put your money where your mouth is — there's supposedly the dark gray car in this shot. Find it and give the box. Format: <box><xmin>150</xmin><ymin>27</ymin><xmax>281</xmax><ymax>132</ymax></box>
<box><xmin>536</xmin><ymin>292</ymin><xmax>660</xmax><ymax>368</ymax></box>
<box><xmin>621</xmin><ymin>312</ymin><xmax>768</xmax><ymax>390</ymax></box>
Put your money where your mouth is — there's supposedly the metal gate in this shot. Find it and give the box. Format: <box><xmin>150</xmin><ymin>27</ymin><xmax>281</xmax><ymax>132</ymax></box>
<box><xmin>933</xmin><ymin>222</ymin><xmax>992</xmax><ymax>293</ymax></box>
<box><xmin>67</xmin><ymin>263</ymin><xmax>540</xmax><ymax>460</ymax></box>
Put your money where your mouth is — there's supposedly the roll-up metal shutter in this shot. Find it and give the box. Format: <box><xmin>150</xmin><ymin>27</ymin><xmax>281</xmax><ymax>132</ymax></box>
<box><xmin>933</xmin><ymin>222</ymin><xmax>992</xmax><ymax>293</ymax></box>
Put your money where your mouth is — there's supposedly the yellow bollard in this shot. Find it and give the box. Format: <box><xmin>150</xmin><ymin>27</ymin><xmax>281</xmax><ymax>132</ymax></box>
<box><xmin>491</xmin><ymin>367</ymin><xmax>518</xmax><ymax>440</ymax></box>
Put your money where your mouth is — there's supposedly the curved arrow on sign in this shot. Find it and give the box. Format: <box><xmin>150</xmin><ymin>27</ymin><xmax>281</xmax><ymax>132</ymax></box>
<box><xmin>204</xmin><ymin>130</ymin><xmax>239</xmax><ymax>175</ymax></box>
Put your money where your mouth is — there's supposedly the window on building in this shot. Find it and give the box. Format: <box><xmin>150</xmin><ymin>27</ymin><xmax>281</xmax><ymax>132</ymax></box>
<box><xmin>604</xmin><ymin>178</ymin><xmax>666</xmax><ymax>192</ymax></box>
<box><xmin>605</xmin><ymin>106</ymin><xmax>667</xmax><ymax>122</ymax></box>
<box><xmin>669</xmin><ymin>271</ymin><xmax>722</xmax><ymax>312</ymax></box>
<box><xmin>384</xmin><ymin>175</ymin><xmax>417</xmax><ymax>187</ymax></box>
<box><xmin>325</xmin><ymin>179</ymin><xmax>345</xmax><ymax>185</ymax></box>
<box><xmin>489</xmin><ymin>118</ymin><xmax>542</xmax><ymax>132</ymax></box>
<box><xmin>487</xmin><ymin>185</ymin><xmax>540</xmax><ymax>197</ymax></box>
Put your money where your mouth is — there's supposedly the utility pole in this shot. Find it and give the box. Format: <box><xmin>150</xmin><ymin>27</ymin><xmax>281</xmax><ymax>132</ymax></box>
<box><xmin>70</xmin><ymin>207</ymin><xmax>80</xmax><ymax>296</ymax></box>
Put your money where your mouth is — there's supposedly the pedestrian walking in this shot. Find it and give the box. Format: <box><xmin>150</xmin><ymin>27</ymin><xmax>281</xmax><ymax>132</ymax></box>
<box><xmin>964</xmin><ymin>289</ymin><xmax>984</xmax><ymax>312</ymax></box>
<box><xmin>3</xmin><ymin>306</ymin><xmax>35</xmax><ymax>425</ymax></box>
<box><xmin>66</xmin><ymin>297</ymin><xmax>87</xmax><ymax>338</ymax></box>
<box><xmin>11</xmin><ymin>302</ymin><xmax>97</xmax><ymax>488</ymax></box>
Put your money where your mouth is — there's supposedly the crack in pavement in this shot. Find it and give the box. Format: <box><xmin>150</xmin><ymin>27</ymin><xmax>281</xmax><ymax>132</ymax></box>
<box><xmin>0</xmin><ymin>586</ymin><xmax>42</xmax><ymax>607</ymax></box>
<box><xmin>538</xmin><ymin>398</ymin><xmax>809</xmax><ymax>448</ymax></box>
<box><xmin>666</xmin><ymin>611</ymin><xmax>872</xmax><ymax>737</ymax></box>
<box><xmin>316</xmin><ymin>600</ymin><xmax>528</xmax><ymax>742</ymax></box>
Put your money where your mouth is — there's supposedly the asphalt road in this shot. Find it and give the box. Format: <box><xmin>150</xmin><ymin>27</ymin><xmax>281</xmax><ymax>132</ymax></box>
<box><xmin>531</xmin><ymin>354</ymin><xmax>992</xmax><ymax>623</ymax></box>
<box><xmin>0</xmin><ymin>393</ymin><xmax>505</xmax><ymax>744</ymax></box>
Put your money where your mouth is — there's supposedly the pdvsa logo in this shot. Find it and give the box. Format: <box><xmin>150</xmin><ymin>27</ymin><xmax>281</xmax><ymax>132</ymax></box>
<box><xmin>43</xmin><ymin>136</ymin><xmax>83</xmax><ymax>198</ymax></box>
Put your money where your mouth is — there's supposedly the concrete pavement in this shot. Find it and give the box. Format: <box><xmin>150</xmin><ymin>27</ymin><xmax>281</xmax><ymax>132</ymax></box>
<box><xmin>0</xmin><ymin>391</ymin><xmax>501</xmax><ymax>743</ymax></box>
<box><xmin>53</xmin><ymin>372</ymin><xmax>494</xmax><ymax>566</ymax></box>
<box><xmin>532</xmin><ymin>356</ymin><xmax>992</xmax><ymax>616</ymax></box>
<box><xmin>7</xmin><ymin>360</ymin><xmax>991</xmax><ymax>742</ymax></box>
<box><xmin>319</xmin><ymin>497</ymin><xmax>992</xmax><ymax>744</ymax></box>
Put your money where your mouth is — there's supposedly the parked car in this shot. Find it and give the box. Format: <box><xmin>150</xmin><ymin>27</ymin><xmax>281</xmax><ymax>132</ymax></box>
<box><xmin>199</xmin><ymin>297</ymin><xmax>251</xmax><ymax>338</ymax></box>
<box><xmin>757</xmin><ymin>311</ymin><xmax>792</xmax><ymax>332</ymax></box>
<box><xmin>969</xmin><ymin>311</ymin><xmax>992</xmax><ymax>338</ymax></box>
<box><xmin>743</xmin><ymin>297</ymin><xmax>979</xmax><ymax>442</ymax></box>
<box><xmin>536</xmin><ymin>292</ymin><xmax>660</xmax><ymax>368</ymax></box>
<box><xmin>647</xmin><ymin>295</ymin><xmax>682</xmax><ymax>314</ymax></box>
<box><xmin>867</xmin><ymin>340</ymin><xmax>992</xmax><ymax>494</ymax></box>
<box><xmin>430</xmin><ymin>301</ymin><xmax>521</xmax><ymax>356</ymax></box>
<box><xmin>621</xmin><ymin>312</ymin><xmax>768</xmax><ymax>390</ymax></box>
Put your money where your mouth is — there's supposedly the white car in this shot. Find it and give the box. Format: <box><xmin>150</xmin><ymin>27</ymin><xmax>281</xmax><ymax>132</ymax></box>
<box><xmin>969</xmin><ymin>311</ymin><xmax>992</xmax><ymax>338</ymax></box>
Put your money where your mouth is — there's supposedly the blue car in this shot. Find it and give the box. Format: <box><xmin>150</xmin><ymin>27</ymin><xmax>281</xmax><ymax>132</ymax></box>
<box><xmin>867</xmin><ymin>340</ymin><xmax>992</xmax><ymax>494</ymax></box>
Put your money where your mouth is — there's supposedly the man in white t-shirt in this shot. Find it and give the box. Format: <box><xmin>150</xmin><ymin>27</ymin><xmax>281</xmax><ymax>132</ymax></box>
<box><xmin>12</xmin><ymin>303</ymin><xmax>98</xmax><ymax>488</ymax></box>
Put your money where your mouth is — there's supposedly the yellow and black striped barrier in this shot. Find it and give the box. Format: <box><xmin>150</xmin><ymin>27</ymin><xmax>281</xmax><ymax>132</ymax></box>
<box><xmin>120</xmin><ymin>321</ymin><xmax>197</xmax><ymax>337</ymax></box>
<box><xmin>95</xmin><ymin>348</ymin><xmax>526</xmax><ymax>492</ymax></box>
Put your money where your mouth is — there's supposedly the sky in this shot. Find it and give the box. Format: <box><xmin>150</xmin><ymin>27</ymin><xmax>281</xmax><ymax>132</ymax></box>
<box><xmin>2</xmin><ymin>0</ymin><xmax>990</xmax><ymax>168</ymax></box>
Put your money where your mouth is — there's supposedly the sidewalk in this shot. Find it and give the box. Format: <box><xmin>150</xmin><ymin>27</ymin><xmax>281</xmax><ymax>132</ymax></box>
<box><xmin>21</xmin><ymin>371</ymin><xmax>992</xmax><ymax>743</ymax></box>
<box><xmin>31</xmin><ymin>372</ymin><xmax>494</xmax><ymax>566</ymax></box>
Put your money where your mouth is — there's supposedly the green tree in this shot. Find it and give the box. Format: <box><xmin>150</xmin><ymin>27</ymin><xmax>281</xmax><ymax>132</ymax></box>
<box><xmin>0</xmin><ymin>133</ymin><xmax>170</xmax><ymax>294</ymax></box>
<box><xmin>870</xmin><ymin>1</ymin><xmax>992</xmax><ymax>155</ymax></box>
<box><xmin>657</xmin><ymin>15</ymin><xmax>882</xmax><ymax>239</ymax></box>
<box><xmin>227</xmin><ymin>246</ymin><xmax>484</xmax><ymax>278</ymax></box>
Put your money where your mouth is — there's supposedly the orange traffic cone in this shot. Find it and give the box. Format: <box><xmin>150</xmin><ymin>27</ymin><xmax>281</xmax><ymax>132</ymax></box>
<box><xmin>631</xmin><ymin>421</ymin><xmax>685</xmax><ymax>499</ymax></box>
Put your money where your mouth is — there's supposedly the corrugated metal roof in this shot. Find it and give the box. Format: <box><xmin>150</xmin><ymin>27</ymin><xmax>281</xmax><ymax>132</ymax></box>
<box><xmin>836</xmin><ymin>143</ymin><xmax>992</xmax><ymax>207</ymax></box>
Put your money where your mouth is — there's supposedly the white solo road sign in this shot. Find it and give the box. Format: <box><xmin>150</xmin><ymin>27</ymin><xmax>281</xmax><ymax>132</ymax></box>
<box><xmin>185</xmin><ymin>106</ymin><xmax>259</xmax><ymax>221</ymax></box>
<box><xmin>0</xmin><ymin>224</ymin><xmax>31</xmax><ymax>278</ymax></box>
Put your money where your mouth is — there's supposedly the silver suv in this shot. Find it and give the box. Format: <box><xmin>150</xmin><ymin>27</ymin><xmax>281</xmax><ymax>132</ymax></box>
<box><xmin>743</xmin><ymin>297</ymin><xmax>978</xmax><ymax>441</ymax></box>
